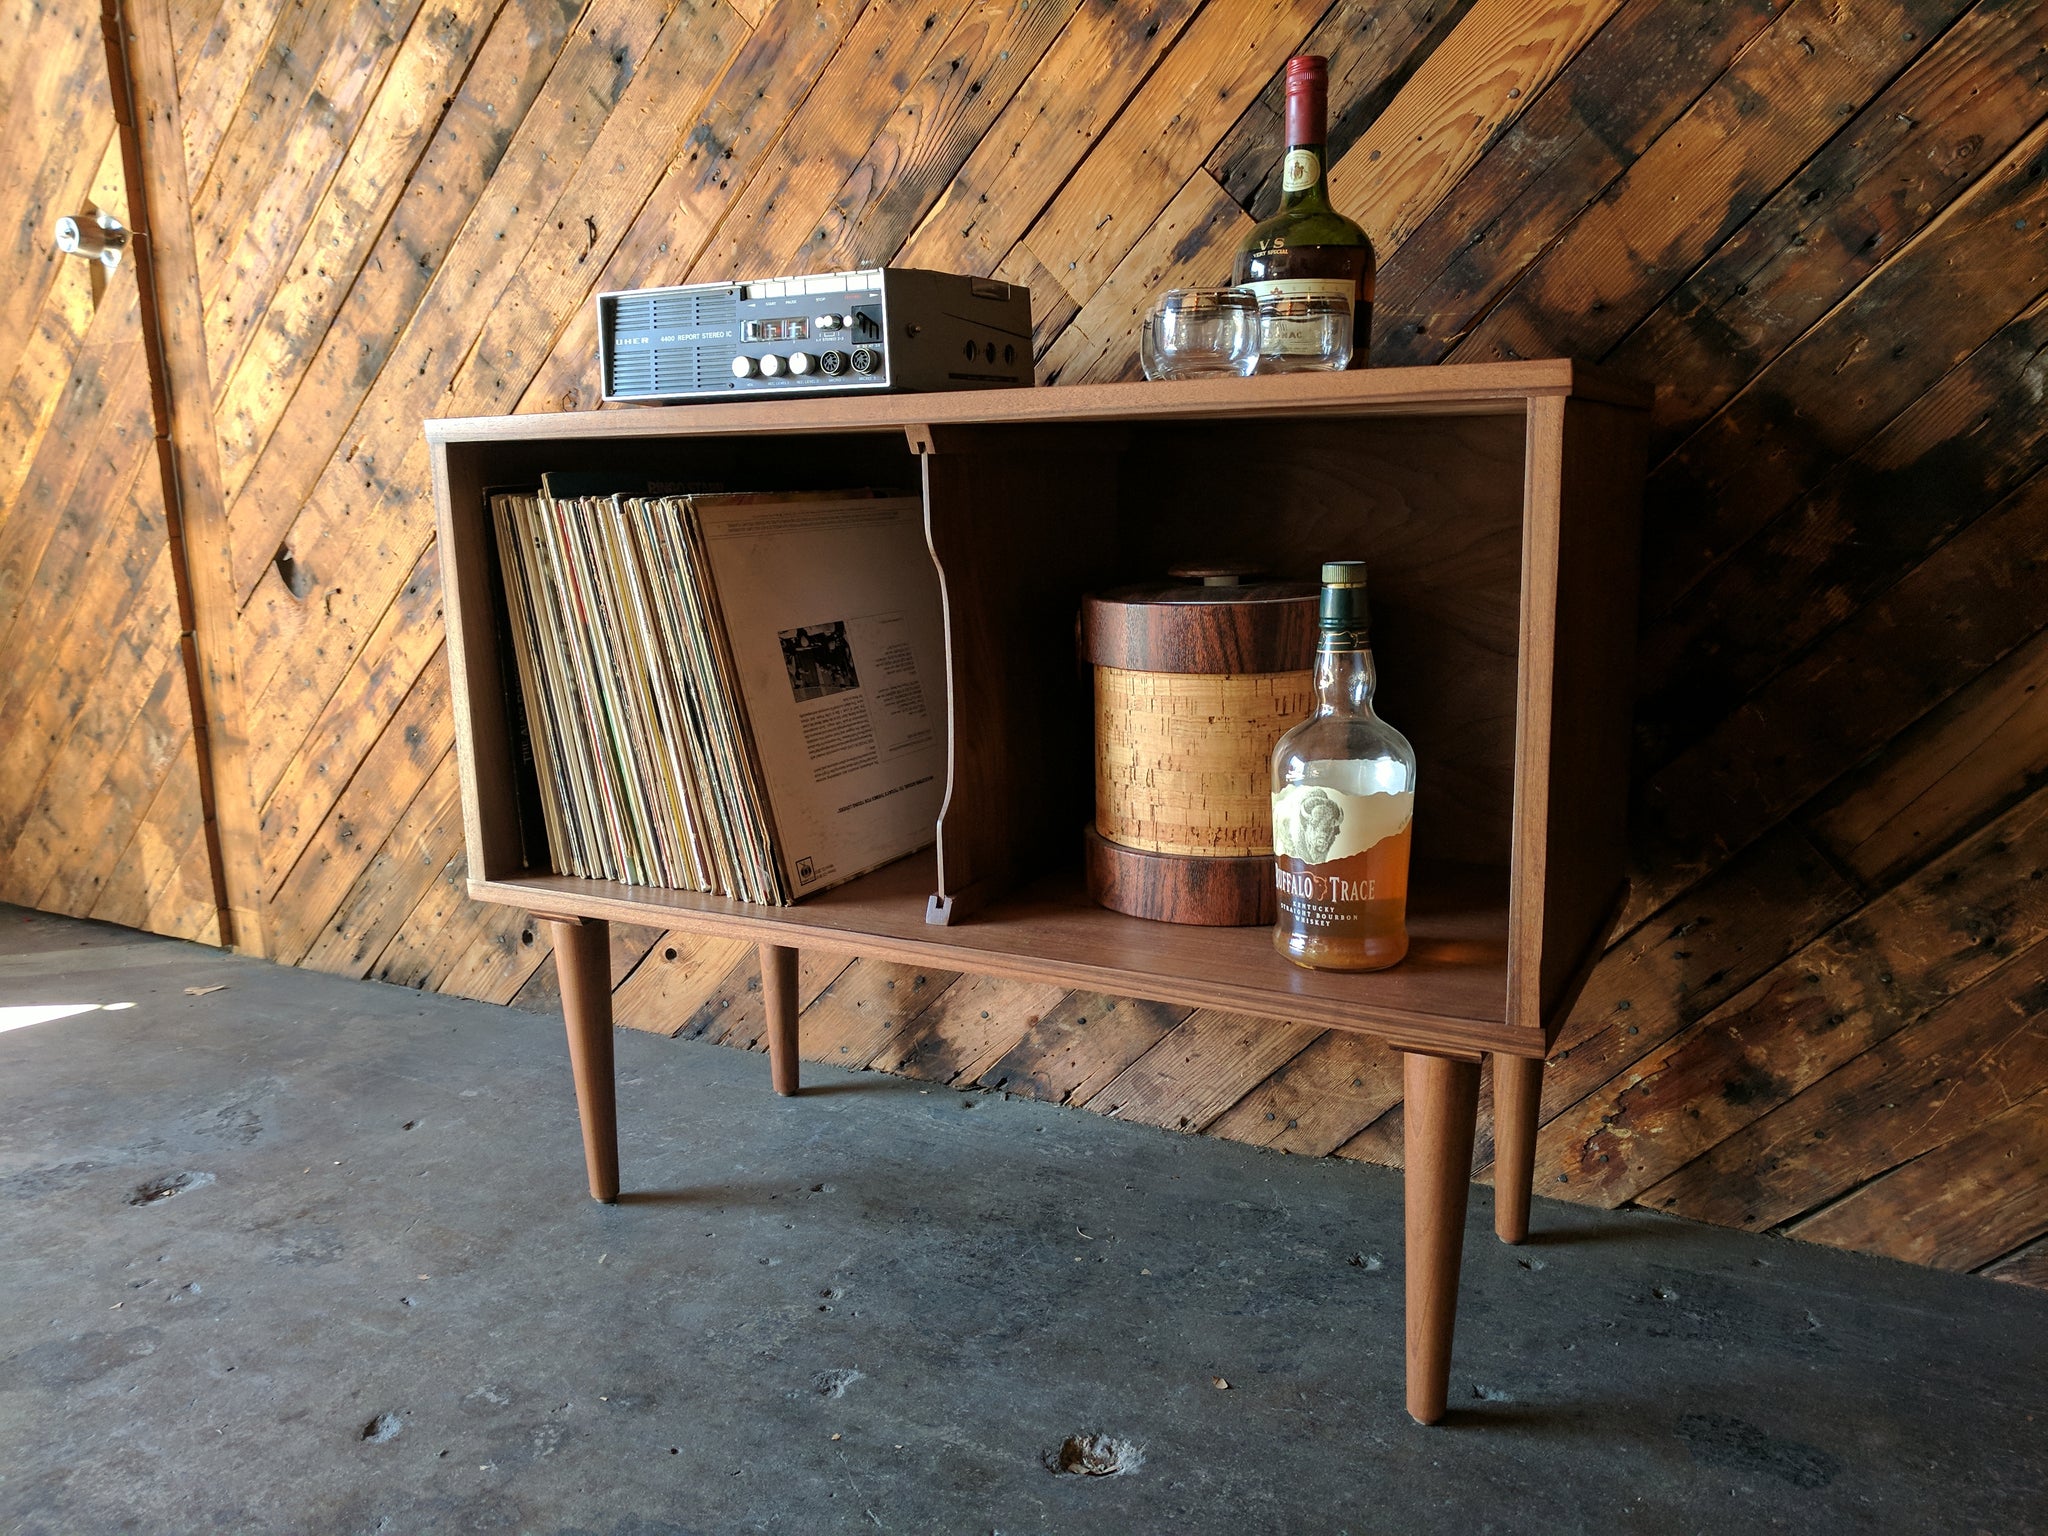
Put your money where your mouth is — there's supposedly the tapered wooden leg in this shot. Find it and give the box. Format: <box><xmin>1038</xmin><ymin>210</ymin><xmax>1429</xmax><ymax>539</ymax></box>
<box><xmin>1492</xmin><ymin>1053</ymin><xmax>1544</xmax><ymax>1244</ymax></box>
<box><xmin>1402</xmin><ymin>1050</ymin><xmax>1481</xmax><ymax>1425</ymax></box>
<box><xmin>548</xmin><ymin>917</ymin><xmax>619</xmax><ymax>1202</ymax></box>
<box><xmin>760</xmin><ymin>942</ymin><xmax>800</xmax><ymax>1096</ymax></box>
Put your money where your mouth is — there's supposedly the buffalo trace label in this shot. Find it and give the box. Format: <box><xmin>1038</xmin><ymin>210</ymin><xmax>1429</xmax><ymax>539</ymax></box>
<box><xmin>1271</xmin><ymin>784</ymin><xmax>1414</xmax><ymax>938</ymax></box>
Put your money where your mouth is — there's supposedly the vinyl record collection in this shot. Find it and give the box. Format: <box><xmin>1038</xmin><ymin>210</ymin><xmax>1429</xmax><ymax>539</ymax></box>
<box><xmin>490</xmin><ymin>485</ymin><xmax>949</xmax><ymax>907</ymax></box>
<box><xmin>492</xmin><ymin>489</ymin><xmax>783</xmax><ymax>901</ymax></box>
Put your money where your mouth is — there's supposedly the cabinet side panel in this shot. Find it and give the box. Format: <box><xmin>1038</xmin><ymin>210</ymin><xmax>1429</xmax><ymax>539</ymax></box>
<box><xmin>923</xmin><ymin>430</ymin><xmax>1124</xmax><ymax>917</ymax></box>
<box><xmin>433</xmin><ymin>440</ymin><xmax>525</xmax><ymax>884</ymax></box>
<box><xmin>1516</xmin><ymin>398</ymin><xmax>1645</xmax><ymax>1038</ymax></box>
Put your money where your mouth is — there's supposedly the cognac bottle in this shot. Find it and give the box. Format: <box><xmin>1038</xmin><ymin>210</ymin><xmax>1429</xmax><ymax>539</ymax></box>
<box><xmin>1231</xmin><ymin>54</ymin><xmax>1376</xmax><ymax>367</ymax></box>
<box><xmin>1271</xmin><ymin>562</ymin><xmax>1415</xmax><ymax>970</ymax></box>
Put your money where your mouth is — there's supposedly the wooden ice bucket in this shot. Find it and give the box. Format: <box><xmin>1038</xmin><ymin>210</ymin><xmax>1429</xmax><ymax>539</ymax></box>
<box><xmin>1080</xmin><ymin>574</ymin><xmax>1318</xmax><ymax>925</ymax></box>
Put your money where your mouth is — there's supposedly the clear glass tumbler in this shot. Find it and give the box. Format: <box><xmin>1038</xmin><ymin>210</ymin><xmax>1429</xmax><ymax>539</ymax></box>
<box><xmin>1256</xmin><ymin>293</ymin><xmax>1353</xmax><ymax>373</ymax></box>
<box><xmin>1139</xmin><ymin>288</ymin><xmax>1260</xmax><ymax>380</ymax></box>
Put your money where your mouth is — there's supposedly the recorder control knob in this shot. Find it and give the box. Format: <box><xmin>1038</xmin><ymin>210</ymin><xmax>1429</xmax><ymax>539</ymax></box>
<box><xmin>786</xmin><ymin>351</ymin><xmax>819</xmax><ymax>376</ymax></box>
<box><xmin>730</xmin><ymin>354</ymin><xmax>759</xmax><ymax>378</ymax></box>
<box><xmin>758</xmin><ymin>353</ymin><xmax>786</xmax><ymax>377</ymax></box>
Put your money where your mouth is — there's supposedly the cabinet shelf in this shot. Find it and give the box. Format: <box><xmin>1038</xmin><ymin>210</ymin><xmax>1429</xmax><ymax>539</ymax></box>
<box><xmin>475</xmin><ymin>854</ymin><xmax>1512</xmax><ymax>1055</ymax></box>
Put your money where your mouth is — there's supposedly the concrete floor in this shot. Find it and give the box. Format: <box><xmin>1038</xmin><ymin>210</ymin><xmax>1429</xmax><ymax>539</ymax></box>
<box><xmin>0</xmin><ymin>907</ymin><xmax>2042</xmax><ymax>1536</ymax></box>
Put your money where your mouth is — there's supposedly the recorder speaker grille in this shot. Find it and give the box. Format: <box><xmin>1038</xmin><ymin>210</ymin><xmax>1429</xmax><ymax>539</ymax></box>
<box><xmin>606</xmin><ymin>290</ymin><xmax>737</xmax><ymax>398</ymax></box>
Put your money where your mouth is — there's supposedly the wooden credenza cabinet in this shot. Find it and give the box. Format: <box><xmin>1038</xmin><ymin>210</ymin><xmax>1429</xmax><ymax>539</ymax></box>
<box><xmin>427</xmin><ymin>362</ymin><xmax>1647</xmax><ymax>1423</ymax></box>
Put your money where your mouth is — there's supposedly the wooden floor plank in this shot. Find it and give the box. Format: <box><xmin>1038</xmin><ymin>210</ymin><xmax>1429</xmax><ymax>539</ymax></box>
<box><xmin>804</xmin><ymin>0</ymin><xmax>1079</xmax><ymax>274</ymax></box>
<box><xmin>21</xmin><ymin>644</ymin><xmax>194</xmax><ymax>920</ymax></box>
<box><xmin>1543</xmin><ymin>778</ymin><xmax>2048</xmax><ymax>1207</ymax></box>
<box><xmin>186</xmin><ymin>0</ymin><xmax>415</xmax><ymax>294</ymax></box>
<box><xmin>225</xmin><ymin>0</ymin><xmax>681</xmax><ymax>607</ymax></box>
<box><xmin>1328</xmin><ymin>0</ymin><xmax>1624</xmax><ymax>258</ymax></box>
<box><xmin>232</xmin><ymin>0</ymin><xmax>694</xmax><ymax>745</ymax></box>
<box><xmin>220</xmin><ymin>0</ymin><xmax>587</xmax><ymax>567</ymax></box>
<box><xmin>1636</xmin><ymin>292</ymin><xmax>2048</xmax><ymax>769</ymax></box>
<box><xmin>1089</xmin><ymin>1010</ymin><xmax>1323</xmax><ymax>1135</ymax></box>
<box><xmin>893</xmin><ymin>0</ymin><xmax>1200</xmax><ymax>279</ymax></box>
<box><xmin>677</xmin><ymin>949</ymin><xmax>854</xmax><ymax>1050</ymax></box>
<box><xmin>0</xmin><ymin>554</ymin><xmax>171</xmax><ymax>861</ymax></box>
<box><xmin>265</xmin><ymin>648</ymin><xmax>456</xmax><ymax>965</ymax></box>
<box><xmin>872</xmin><ymin>974</ymin><xmax>1071</xmax><ymax>1085</ymax></box>
<box><xmin>605</xmin><ymin>930</ymin><xmax>755</xmax><ymax>1034</ymax></box>
<box><xmin>1203</xmin><ymin>1029</ymin><xmax>1406</xmax><ymax>1158</ymax></box>
<box><xmin>1788</xmin><ymin>1088</ymin><xmax>2048</xmax><ymax>1269</ymax></box>
<box><xmin>89</xmin><ymin>746</ymin><xmax>213</xmax><ymax>941</ymax></box>
<box><xmin>364</xmin><ymin>842</ymin><xmax>485</xmax><ymax>990</ymax></box>
<box><xmin>1451</xmin><ymin>0</ymin><xmax>1972</xmax><ymax>367</ymax></box>
<box><xmin>443</xmin><ymin>0</ymin><xmax>751</xmax><ymax>423</ymax></box>
<box><xmin>255</xmin><ymin>542</ymin><xmax>441</xmax><ymax>861</ymax></box>
<box><xmin>235</xmin><ymin>0</ymin><xmax>749</xmax><ymax>777</ymax></box>
<box><xmin>208</xmin><ymin>0</ymin><xmax>506</xmax><ymax>460</ymax></box>
<box><xmin>0</xmin><ymin>458</ymin><xmax>164</xmax><ymax>757</ymax></box>
<box><xmin>689</xmin><ymin>0</ymin><xmax>1026</xmax><ymax>280</ymax></box>
<box><xmin>297</xmin><ymin>751</ymin><xmax>466</xmax><ymax>976</ymax></box>
<box><xmin>1643</xmin><ymin>940</ymin><xmax>2048</xmax><ymax>1230</ymax></box>
<box><xmin>0</xmin><ymin>0</ymin><xmax>113</xmax><ymax>374</ymax></box>
<box><xmin>508</xmin><ymin>919</ymin><xmax>667</xmax><ymax>1013</ymax></box>
<box><xmin>0</xmin><ymin>124</ymin><xmax>124</xmax><ymax>495</ymax></box>
<box><xmin>196</xmin><ymin>0</ymin><xmax>450</xmax><ymax>390</ymax></box>
<box><xmin>185</xmin><ymin>0</ymin><xmax>379</xmax><ymax>277</ymax></box>
<box><xmin>1625</xmin><ymin>448</ymin><xmax>2048</xmax><ymax>928</ymax></box>
<box><xmin>1037</xmin><ymin>169</ymin><xmax>1251</xmax><ymax>385</ymax></box>
<box><xmin>973</xmin><ymin>993</ymin><xmax>1190</xmax><ymax>1105</ymax></box>
<box><xmin>513</xmin><ymin>0</ymin><xmax>867</xmax><ymax>415</ymax></box>
<box><xmin>1545</xmin><ymin>823</ymin><xmax>1863</xmax><ymax>1123</ymax></box>
<box><xmin>794</xmin><ymin>958</ymin><xmax>960</xmax><ymax>1071</ymax></box>
<box><xmin>0</xmin><ymin>217</ymin><xmax>115</xmax><ymax>514</ymax></box>
<box><xmin>1807</xmin><ymin>624</ymin><xmax>2048</xmax><ymax>888</ymax></box>
<box><xmin>408</xmin><ymin>892</ymin><xmax>551</xmax><ymax>1002</ymax></box>
<box><xmin>1609</xmin><ymin>0</ymin><xmax>2048</xmax><ymax>458</ymax></box>
<box><xmin>1018</xmin><ymin>0</ymin><xmax>1327</xmax><ymax>307</ymax></box>
<box><xmin>1374</xmin><ymin>0</ymin><xmax>1782</xmax><ymax>365</ymax></box>
<box><xmin>0</xmin><ymin>547</ymin><xmax>177</xmax><ymax>865</ymax></box>
<box><xmin>1208</xmin><ymin>0</ymin><xmax>1479</xmax><ymax>222</ymax></box>
<box><xmin>1980</xmin><ymin>1235</ymin><xmax>2048</xmax><ymax>1288</ymax></box>
<box><xmin>238</xmin><ymin>0</ymin><xmax>752</xmax><ymax>785</ymax></box>
<box><xmin>1641</xmin><ymin>115</ymin><xmax>2048</xmax><ymax>619</ymax></box>
<box><xmin>0</xmin><ymin>294</ymin><xmax>150</xmax><ymax>647</ymax></box>
<box><xmin>177</xmin><ymin>0</ymin><xmax>299</xmax><ymax>190</ymax></box>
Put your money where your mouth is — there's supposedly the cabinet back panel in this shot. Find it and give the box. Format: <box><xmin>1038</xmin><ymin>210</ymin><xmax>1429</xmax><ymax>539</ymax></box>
<box><xmin>1120</xmin><ymin>414</ymin><xmax>1526</xmax><ymax>869</ymax></box>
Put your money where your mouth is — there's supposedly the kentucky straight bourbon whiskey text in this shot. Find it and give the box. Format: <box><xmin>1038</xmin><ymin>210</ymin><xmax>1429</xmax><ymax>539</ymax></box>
<box><xmin>1271</xmin><ymin>562</ymin><xmax>1415</xmax><ymax>971</ymax></box>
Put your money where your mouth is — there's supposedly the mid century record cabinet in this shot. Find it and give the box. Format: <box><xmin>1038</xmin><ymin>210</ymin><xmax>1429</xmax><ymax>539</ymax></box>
<box><xmin>427</xmin><ymin>362</ymin><xmax>1648</xmax><ymax>1424</ymax></box>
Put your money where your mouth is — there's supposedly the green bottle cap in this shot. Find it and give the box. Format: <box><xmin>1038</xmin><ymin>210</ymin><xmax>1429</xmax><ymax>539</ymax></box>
<box><xmin>1319</xmin><ymin>560</ymin><xmax>1370</xmax><ymax>639</ymax></box>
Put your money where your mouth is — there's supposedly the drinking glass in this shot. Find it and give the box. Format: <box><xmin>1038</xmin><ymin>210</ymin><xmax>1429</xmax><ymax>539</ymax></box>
<box><xmin>1256</xmin><ymin>293</ymin><xmax>1353</xmax><ymax>373</ymax></box>
<box><xmin>1139</xmin><ymin>288</ymin><xmax>1260</xmax><ymax>380</ymax></box>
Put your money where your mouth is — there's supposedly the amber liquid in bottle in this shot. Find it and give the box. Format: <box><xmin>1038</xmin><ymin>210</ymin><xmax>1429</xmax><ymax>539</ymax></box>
<box><xmin>1271</xmin><ymin>563</ymin><xmax>1416</xmax><ymax>971</ymax></box>
<box><xmin>1231</xmin><ymin>53</ymin><xmax>1377</xmax><ymax>365</ymax></box>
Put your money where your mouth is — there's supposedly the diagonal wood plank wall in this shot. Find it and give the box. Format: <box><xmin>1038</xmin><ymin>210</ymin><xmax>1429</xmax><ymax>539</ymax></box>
<box><xmin>3</xmin><ymin>0</ymin><xmax>2044</xmax><ymax>1289</ymax></box>
<box><xmin>0</xmin><ymin>1</ymin><xmax>220</xmax><ymax>946</ymax></box>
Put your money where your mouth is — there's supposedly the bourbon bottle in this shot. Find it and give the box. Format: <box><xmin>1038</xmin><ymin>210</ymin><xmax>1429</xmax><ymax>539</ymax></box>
<box><xmin>1271</xmin><ymin>562</ymin><xmax>1415</xmax><ymax>970</ymax></box>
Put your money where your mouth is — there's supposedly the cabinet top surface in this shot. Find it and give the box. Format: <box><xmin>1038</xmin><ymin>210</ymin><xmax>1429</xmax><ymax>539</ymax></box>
<box><xmin>426</xmin><ymin>360</ymin><xmax>1648</xmax><ymax>443</ymax></box>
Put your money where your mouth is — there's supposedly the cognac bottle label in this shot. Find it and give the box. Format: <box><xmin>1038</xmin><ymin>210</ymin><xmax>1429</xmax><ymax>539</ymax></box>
<box><xmin>1272</xmin><ymin>784</ymin><xmax>1414</xmax><ymax>939</ymax></box>
<box><xmin>1282</xmin><ymin>148</ymin><xmax>1320</xmax><ymax>192</ymax></box>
